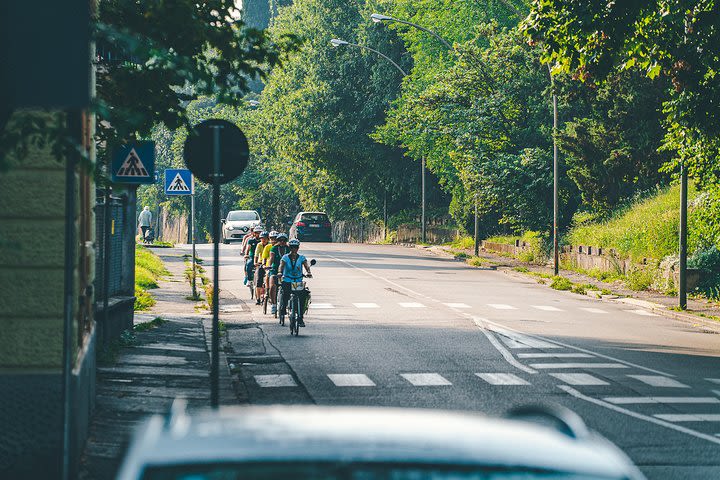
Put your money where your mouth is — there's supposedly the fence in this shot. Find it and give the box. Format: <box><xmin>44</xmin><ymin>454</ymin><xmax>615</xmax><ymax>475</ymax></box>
<box><xmin>332</xmin><ymin>220</ymin><xmax>384</xmax><ymax>243</ymax></box>
<box><xmin>157</xmin><ymin>208</ymin><xmax>189</xmax><ymax>244</ymax></box>
<box><xmin>397</xmin><ymin>224</ymin><xmax>459</xmax><ymax>244</ymax></box>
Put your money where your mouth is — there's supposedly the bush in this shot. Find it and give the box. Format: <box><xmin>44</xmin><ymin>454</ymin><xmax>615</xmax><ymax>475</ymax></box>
<box><xmin>571</xmin><ymin>284</ymin><xmax>587</xmax><ymax>295</ymax></box>
<box><xmin>550</xmin><ymin>276</ymin><xmax>573</xmax><ymax>291</ymax></box>
<box><xmin>136</xmin><ymin>265</ymin><xmax>159</xmax><ymax>289</ymax></box>
<box><xmin>625</xmin><ymin>267</ymin><xmax>655</xmax><ymax>291</ymax></box>
<box><xmin>134</xmin><ymin>285</ymin><xmax>155</xmax><ymax>310</ymax></box>
<box><xmin>689</xmin><ymin>246</ymin><xmax>720</xmax><ymax>299</ymax></box>
<box><xmin>448</xmin><ymin>236</ymin><xmax>474</xmax><ymax>250</ymax></box>
<box><xmin>205</xmin><ymin>283</ymin><xmax>215</xmax><ymax>310</ymax></box>
<box><xmin>467</xmin><ymin>256</ymin><xmax>488</xmax><ymax>267</ymax></box>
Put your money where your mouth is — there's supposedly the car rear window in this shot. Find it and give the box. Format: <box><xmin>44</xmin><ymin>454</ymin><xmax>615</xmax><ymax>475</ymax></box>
<box><xmin>228</xmin><ymin>211</ymin><xmax>259</xmax><ymax>221</ymax></box>
<box><xmin>301</xmin><ymin>213</ymin><xmax>329</xmax><ymax>223</ymax></box>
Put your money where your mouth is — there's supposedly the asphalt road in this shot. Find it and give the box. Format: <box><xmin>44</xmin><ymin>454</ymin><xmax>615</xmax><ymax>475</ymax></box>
<box><xmin>208</xmin><ymin>241</ymin><xmax>720</xmax><ymax>480</ymax></box>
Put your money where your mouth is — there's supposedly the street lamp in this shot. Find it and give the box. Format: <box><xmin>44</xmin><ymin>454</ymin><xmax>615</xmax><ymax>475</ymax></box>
<box><xmin>329</xmin><ymin>38</ymin><xmax>407</xmax><ymax>76</ymax></box>
<box><xmin>370</xmin><ymin>13</ymin><xmax>453</xmax><ymax>50</ymax></box>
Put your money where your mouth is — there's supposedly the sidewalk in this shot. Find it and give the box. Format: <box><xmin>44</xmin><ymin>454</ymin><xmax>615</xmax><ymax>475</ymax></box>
<box><xmin>78</xmin><ymin>247</ymin><xmax>236</xmax><ymax>480</ymax></box>
<box><xmin>423</xmin><ymin>244</ymin><xmax>720</xmax><ymax>332</ymax></box>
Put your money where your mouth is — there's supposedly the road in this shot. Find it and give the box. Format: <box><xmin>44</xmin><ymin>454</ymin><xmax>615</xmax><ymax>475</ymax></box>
<box><xmin>207</xmin><ymin>241</ymin><xmax>720</xmax><ymax>480</ymax></box>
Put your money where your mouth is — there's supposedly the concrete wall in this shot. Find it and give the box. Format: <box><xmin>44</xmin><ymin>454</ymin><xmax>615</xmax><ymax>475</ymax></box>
<box><xmin>0</xmin><ymin>111</ymin><xmax>96</xmax><ymax>478</ymax></box>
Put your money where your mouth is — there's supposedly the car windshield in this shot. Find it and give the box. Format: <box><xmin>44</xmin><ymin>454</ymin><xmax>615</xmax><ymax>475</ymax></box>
<box><xmin>301</xmin><ymin>214</ymin><xmax>328</xmax><ymax>223</ymax></box>
<box><xmin>227</xmin><ymin>211</ymin><xmax>259</xmax><ymax>221</ymax></box>
<box><xmin>141</xmin><ymin>463</ymin><xmax>620</xmax><ymax>480</ymax></box>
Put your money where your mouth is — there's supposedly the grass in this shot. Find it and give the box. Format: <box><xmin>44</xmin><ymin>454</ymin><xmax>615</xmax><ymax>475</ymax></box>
<box><xmin>134</xmin><ymin>246</ymin><xmax>166</xmax><ymax>311</ymax></box>
<box><xmin>513</xmin><ymin>266</ymin><xmax>529</xmax><ymax>273</ymax></box>
<box><xmin>467</xmin><ymin>256</ymin><xmax>489</xmax><ymax>267</ymax></box>
<box><xmin>447</xmin><ymin>236</ymin><xmax>475</xmax><ymax>250</ymax></box>
<box><xmin>550</xmin><ymin>276</ymin><xmax>573</xmax><ymax>291</ymax></box>
<box><xmin>134</xmin><ymin>285</ymin><xmax>155</xmax><ymax>310</ymax></box>
<box><xmin>133</xmin><ymin>316</ymin><xmax>166</xmax><ymax>332</ymax></box>
<box><xmin>136</xmin><ymin>265</ymin><xmax>159</xmax><ymax>289</ymax></box>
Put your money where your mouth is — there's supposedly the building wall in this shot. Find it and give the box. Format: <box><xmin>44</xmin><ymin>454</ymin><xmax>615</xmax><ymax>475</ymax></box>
<box><xmin>0</xmin><ymin>111</ymin><xmax>96</xmax><ymax>478</ymax></box>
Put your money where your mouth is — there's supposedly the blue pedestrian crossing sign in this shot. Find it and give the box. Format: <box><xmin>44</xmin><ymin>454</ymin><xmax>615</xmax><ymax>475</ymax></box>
<box><xmin>111</xmin><ymin>141</ymin><xmax>155</xmax><ymax>184</ymax></box>
<box><xmin>165</xmin><ymin>169</ymin><xmax>194</xmax><ymax>196</ymax></box>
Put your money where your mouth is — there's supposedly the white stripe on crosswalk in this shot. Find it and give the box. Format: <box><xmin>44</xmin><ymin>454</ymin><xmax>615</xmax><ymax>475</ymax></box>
<box><xmin>399</xmin><ymin>302</ymin><xmax>425</xmax><ymax>308</ymax></box>
<box><xmin>493</xmin><ymin>328</ymin><xmax>561</xmax><ymax>349</ymax></box>
<box><xmin>531</xmin><ymin>362</ymin><xmax>628</xmax><ymax>369</ymax></box>
<box><xmin>531</xmin><ymin>305</ymin><xmax>563</xmax><ymax>311</ymax></box>
<box><xmin>706</xmin><ymin>378</ymin><xmax>720</xmax><ymax>385</ymax></box>
<box><xmin>254</xmin><ymin>374</ymin><xmax>297</xmax><ymax>387</ymax></box>
<box><xmin>654</xmin><ymin>414</ymin><xmax>720</xmax><ymax>422</ymax></box>
<box><xmin>401</xmin><ymin>373</ymin><xmax>452</xmax><ymax>386</ymax></box>
<box><xmin>476</xmin><ymin>373</ymin><xmax>530</xmax><ymax>385</ymax></box>
<box><xmin>311</xmin><ymin>303</ymin><xmax>334</xmax><ymax>309</ymax></box>
<box><xmin>628</xmin><ymin>375</ymin><xmax>689</xmax><ymax>388</ymax></box>
<box><xmin>327</xmin><ymin>374</ymin><xmax>376</xmax><ymax>387</ymax></box>
<box><xmin>353</xmin><ymin>303</ymin><xmax>379</xmax><ymax>309</ymax></box>
<box><xmin>444</xmin><ymin>303</ymin><xmax>471</xmax><ymax>309</ymax></box>
<box><xmin>550</xmin><ymin>373</ymin><xmax>609</xmax><ymax>386</ymax></box>
<box><xmin>518</xmin><ymin>353</ymin><xmax>593</xmax><ymax>359</ymax></box>
<box><xmin>604</xmin><ymin>397</ymin><xmax>720</xmax><ymax>405</ymax></box>
<box><xmin>580</xmin><ymin>307</ymin><xmax>608</xmax><ymax>314</ymax></box>
<box><xmin>626</xmin><ymin>309</ymin><xmax>659</xmax><ymax>317</ymax></box>
<box><xmin>487</xmin><ymin>303</ymin><xmax>517</xmax><ymax>310</ymax></box>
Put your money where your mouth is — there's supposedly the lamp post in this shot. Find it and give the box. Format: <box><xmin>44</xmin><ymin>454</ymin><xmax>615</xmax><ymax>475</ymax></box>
<box><xmin>330</xmin><ymin>38</ymin><xmax>407</xmax><ymax>76</ymax></box>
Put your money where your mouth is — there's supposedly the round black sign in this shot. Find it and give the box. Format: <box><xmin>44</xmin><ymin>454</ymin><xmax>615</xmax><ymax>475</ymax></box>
<box><xmin>183</xmin><ymin>119</ymin><xmax>249</xmax><ymax>184</ymax></box>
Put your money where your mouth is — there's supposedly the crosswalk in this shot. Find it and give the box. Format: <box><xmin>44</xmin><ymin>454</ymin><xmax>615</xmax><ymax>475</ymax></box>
<box><xmin>301</xmin><ymin>300</ymin><xmax>664</xmax><ymax>318</ymax></box>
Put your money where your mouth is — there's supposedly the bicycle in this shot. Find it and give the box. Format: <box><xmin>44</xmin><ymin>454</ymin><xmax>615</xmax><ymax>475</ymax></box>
<box><xmin>278</xmin><ymin>259</ymin><xmax>316</xmax><ymax>333</ymax></box>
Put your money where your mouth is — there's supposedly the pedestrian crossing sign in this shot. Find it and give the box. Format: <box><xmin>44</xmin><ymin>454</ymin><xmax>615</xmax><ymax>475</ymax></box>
<box><xmin>164</xmin><ymin>169</ymin><xmax>194</xmax><ymax>196</ymax></box>
<box><xmin>111</xmin><ymin>141</ymin><xmax>155</xmax><ymax>184</ymax></box>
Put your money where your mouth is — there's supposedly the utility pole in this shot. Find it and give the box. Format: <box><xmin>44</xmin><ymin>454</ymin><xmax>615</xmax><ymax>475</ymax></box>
<box><xmin>421</xmin><ymin>157</ymin><xmax>426</xmax><ymax>244</ymax></box>
<box><xmin>679</xmin><ymin>162</ymin><xmax>688</xmax><ymax>309</ymax></box>
<box><xmin>474</xmin><ymin>193</ymin><xmax>479</xmax><ymax>256</ymax></box>
<box><xmin>191</xmin><ymin>193</ymin><xmax>197</xmax><ymax>299</ymax></box>
<box><xmin>551</xmin><ymin>68</ymin><xmax>559</xmax><ymax>276</ymax></box>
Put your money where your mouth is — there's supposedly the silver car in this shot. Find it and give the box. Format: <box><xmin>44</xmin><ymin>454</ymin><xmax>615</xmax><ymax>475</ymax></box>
<box><xmin>117</xmin><ymin>403</ymin><xmax>645</xmax><ymax>480</ymax></box>
<box><xmin>221</xmin><ymin>210</ymin><xmax>262</xmax><ymax>244</ymax></box>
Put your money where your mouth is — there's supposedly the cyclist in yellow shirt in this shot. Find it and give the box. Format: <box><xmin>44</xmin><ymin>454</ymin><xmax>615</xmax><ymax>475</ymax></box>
<box><xmin>253</xmin><ymin>231</ymin><xmax>270</xmax><ymax>304</ymax></box>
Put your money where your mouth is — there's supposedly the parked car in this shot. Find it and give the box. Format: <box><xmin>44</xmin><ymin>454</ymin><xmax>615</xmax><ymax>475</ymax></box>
<box><xmin>290</xmin><ymin>211</ymin><xmax>332</xmax><ymax>242</ymax></box>
<box><xmin>117</xmin><ymin>403</ymin><xmax>645</xmax><ymax>480</ymax></box>
<box><xmin>221</xmin><ymin>210</ymin><xmax>261</xmax><ymax>244</ymax></box>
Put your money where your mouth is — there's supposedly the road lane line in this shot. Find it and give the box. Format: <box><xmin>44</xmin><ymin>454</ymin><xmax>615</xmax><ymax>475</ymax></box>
<box><xmin>531</xmin><ymin>305</ymin><xmax>563</xmax><ymax>311</ymax></box>
<box><xmin>604</xmin><ymin>397</ymin><xmax>720</xmax><ymax>405</ymax></box>
<box><xmin>706</xmin><ymin>378</ymin><xmax>720</xmax><ymax>385</ymax></box>
<box><xmin>626</xmin><ymin>309</ymin><xmax>659</xmax><ymax>317</ymax></box>
<box><xmin>400</xmin><ymin>373</ymin><xmax>452</xmax><ymax>386</ymax></box>
<box><xmin>311</xmin><ymin>303</ymin><xmax>334</xmax><ymax>309</ymax></box>
<box><xmin>654</xmin><ymin>414</ymin><xmax>720</xmax><ymax>422</ymax></box>
<box><xmin>399</xmin><ymin>302</ymin><xmax>426</xmax><ymax>308</ymax></box>
<box><xmin>327</xmin><ymin>374</ymin><xmax>376</xmax><ymax>387</ymax></box>
<box><xmin>518</xmin><ymin>353</ymin><xmax>594</xmax><ymax>358</ymax></box>
<box><xmin>472</xmin><ymin>317</ymin><xmax>537</xmax><ymax>374</ymax></box>
<box><xmin>491</xmin><ymin>327</ymin><xmax>561</xmax><ymax>349</ymax></box>
<box><xmin>531</xmin><ymin>363</ymin><xmax>628</xmax><ymax>369</ymax></box>
<box><xmin>254</xmin><ymin>374</ymin><xmax>297</xmax><ymax>387</ymax></box>
<box><xmin>476</xmin><ymin>373</ymin><xmax>530</xmax><ymax>385</ymax></box>
<box><xmin>550</xmin><ymin>373</ymin><xmax>609</xmax><ymax>386</ymax></box>
<box><xmin>628</xmin><ymin>375</ymin><xmax>689</xmax><ymax>388</ymax></box>
<box><xmin>353</xmin><ymin>303</ymin><xmax>380</xmax><ymax>308</ymax></box>
<box><xmin>579</xmin><ymin>307</ymin><xmax>608</xmax><ymax>314</ymax></box>
<box><xmin>487</xmin><ymin>303</ymin><xmax>517</xmax><ymax>310</ymax></box>
<box><xmin>558</xmin><ymin>385</ymin><xmax>720</xmax><ymax>445</ymax></box>
<box><xmin>444</xmin><ymin>303</ymin><xmax>471</xmax><ymax>308</ymax></box>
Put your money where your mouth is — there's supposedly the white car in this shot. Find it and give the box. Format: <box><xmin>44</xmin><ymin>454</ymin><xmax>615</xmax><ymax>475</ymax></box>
<box><xmin>221</xmin><ymin>210</ymin><xmax>262</xmax><ymax>244</ymax></box>
<box><xmin>117</xmin><ymin>403</ymin><xmax>645</xmax><ymax>480</ymax></box>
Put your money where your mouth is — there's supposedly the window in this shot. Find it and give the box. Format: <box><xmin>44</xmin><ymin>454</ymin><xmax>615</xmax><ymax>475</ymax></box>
<box><xmin>228</xmin><ymin>211</ymin><xmax>260</xmax><ymax>221</ymax></box>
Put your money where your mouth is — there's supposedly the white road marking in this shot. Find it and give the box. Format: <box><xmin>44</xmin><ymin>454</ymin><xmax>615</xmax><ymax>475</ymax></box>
<box><xmin>311</xmin><ymin>303</ymin><xmax>334</xmax><ymax>309</ymax></box>
<box><xmin>559</xmin><ymin>385</ymin><xmax>720</xmax><ymax>445</ymax></box>
<box><xmin>492</xmin><ymin>327</ymin><xmax>561</xmax><ymax>349</ymax></box>
<box><xmin>353</xmin><ymin>303</ymin><xmax>380</xmax><ymax>309</ymax></box>
<box><xmin>626</xmin><ymin>309</ymin><xmax>659</xmax><ymax>317</ymax></box>
<box><xmin>604</xmin><ymin>397</ymin><xmax>720</xmax><ymax>405</ymax></box>
<box><xmin>518</xmin><ymin>353</ymin><xmax>593</xmax><ymax>359</ymax></box>
<box><xmin>550</xmin><ymin>373</ymin><xmax>609</xmax><ymax>386</ymax></box>
<box><xmin>531</xmin><ymin>305</ymin><xmax>563</xmax><ymax>311</ymax></box>
<box><xmin>400</xmin><ymin>373</ymin><xmax>452</xmax><ymax>386</ymax></box>
<box><xmin>579</xmin><ymin>307</ymin><xmax>608</xmax><ymax>314</ymax></box>
<box><xmin>444</xmin><ymin>303</ymin><xmax>471</xmax><ymax>309</ymax></box>
<box><xmin>472</xmin><ymin>318</ymin><xmax>537</xmax><ymax>374</ymax></box>
<box><xmin>531</xmin><ymin>362</ymin><xmax>628</xmax><ymax>369</ymax></box>
<box><xmin>487</xmin><ymin>303</ymin><xmax>517</xmax><ymax>310</ymax></box>
<box><xmin>706</xmin><ymin>378</ymin><xmax>720</xmax><ymax>385</ymax></box>
<box><xmin>654</xmin><ymin>414</ymin><xmax>720</xmax><ymax>422</ymax></box>
<box><xmin>254</xmin><ymin>374</ymin><xmax>297</xmax><ymax>388</ymax></box>
<box><xmin>327</xmin><ymin>374</ymin><xmax>376</xmax><ymax>387</ymax></box>
<box><xmin>476</xmin><ymin>373</ymin><xmax>530</xmax><ymax>385</ymax></box>
<box><xmin>628</xmin><ymin>375</ymin><xmax>689</xmax><ymax>388</ymax></box>
<box><xmin>399</xmin><ymin>302</ymin><xmax>426</xmax><ymax>308</ymax></box>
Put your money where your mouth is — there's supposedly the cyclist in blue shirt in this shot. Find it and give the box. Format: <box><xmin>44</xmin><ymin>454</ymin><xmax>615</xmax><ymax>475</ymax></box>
<box><xmin>278</xmin><ymin>239</ymin><xmax>313</xmax><ymax>326</ymax></box>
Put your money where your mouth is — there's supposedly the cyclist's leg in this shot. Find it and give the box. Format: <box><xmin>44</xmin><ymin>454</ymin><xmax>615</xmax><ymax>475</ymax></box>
<box><xmin>279</xmin><ymin>282</ymin><xmax>290</xmax><ymax>315</ymax></box>
<box><xmin>297</xmin><ymin>290</ymin><xmax>306</xmax><ymax>326</ymax></box>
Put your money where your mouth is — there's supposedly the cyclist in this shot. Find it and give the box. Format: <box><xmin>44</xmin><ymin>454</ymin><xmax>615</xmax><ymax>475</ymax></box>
<box><xmin>262</xmin><ymin>231</ymin><xmax>279</xmax><ymax>307</ymax></box>
<box><xmin>253</xmin><ymin>231</ymin><xmax>270</xmax><ymax>304</ymax></box>
<box><xmin>243</xmin><ymin>227</ymin><xmax>262</xmax><ymax>286</ymax></box>
<box><xmin>278</xmin><ymin>239</ymin><xmax>312</xmax><ymax>327</ymax></box>
<box><xmin>267</xmin><ymin>232</ymin><xmax>289</xmax><ymax>315</ymax></box>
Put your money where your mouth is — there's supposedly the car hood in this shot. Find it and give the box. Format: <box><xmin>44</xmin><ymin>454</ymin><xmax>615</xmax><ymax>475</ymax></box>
<box><xmin>226</xmin><ymin>220</ymin><xmax>258</xmax><ymax>228</ymax></box>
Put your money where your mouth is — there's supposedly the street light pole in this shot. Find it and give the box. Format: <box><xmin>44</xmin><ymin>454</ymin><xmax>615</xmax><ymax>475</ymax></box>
<box><xmin>551</xmin><ymin>66</ymin><xmax>559</xmax><ymax>276</ymax></box>
<box><xmin>421</xmin><ymin>157</ymin><xmax>426</xmax><ymax>243</ymax></box>
<box><xmin>330</xmin><ymin>39</ymin><xmax>408</xmax><ymax>76</ymax></box>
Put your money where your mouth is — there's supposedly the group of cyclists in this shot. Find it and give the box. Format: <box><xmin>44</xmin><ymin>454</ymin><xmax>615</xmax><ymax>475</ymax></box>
<box><xmin>240</xmin><ymin>227</ymin><xmax>313</xmax><ymax>327</ymax></box>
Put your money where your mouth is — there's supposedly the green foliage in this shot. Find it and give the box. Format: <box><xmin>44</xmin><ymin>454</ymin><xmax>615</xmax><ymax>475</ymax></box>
<box><xmin>513</xmin><ymin>266</ymin><xmax>529</xmax><ymax>273</ymax></box>
<box><xmin>550</xmin><ymin>276</ymin><xmax>573</xmax><ymax>291</ymax></box>
<box><xmin>625</xmin><ymin>268</ymin><xmax>656</xmax><ymax>292</ymax></box>
<box><xmin>448</xmin><ymin>236</ymin><xmax>475</xmax><ymax>250</ymax></box>
<box><xmin>134</xmin><ymin>285</ymin><xmax>155</xmax><ymax>311</ymax></box>
<box><xmin>134</xmin><ymin>317</ymin><xmax>167</xmax><ymax>332</ymax></box>
<box><xmin>135</xmin><ymin>266</ymin><xmax>159</xmax><ymax>289</ymax></box>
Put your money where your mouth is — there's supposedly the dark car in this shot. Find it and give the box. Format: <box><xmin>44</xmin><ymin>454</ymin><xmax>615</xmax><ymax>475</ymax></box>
<box><xmin>290</xmin><ymin>211</ymin><xmax>332</xmax><ymax>242</ymax></box>
<box><xmin>117</xmin><ymin>403</ymin><xmax>645</xmax><ymax>480</ymax></box>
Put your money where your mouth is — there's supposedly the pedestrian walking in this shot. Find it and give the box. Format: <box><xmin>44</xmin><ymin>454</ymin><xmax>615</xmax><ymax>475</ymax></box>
<box><xmin>138</xmin><ymin>206</ymin><xmax>153</xmax><ymax>242</ymax></box>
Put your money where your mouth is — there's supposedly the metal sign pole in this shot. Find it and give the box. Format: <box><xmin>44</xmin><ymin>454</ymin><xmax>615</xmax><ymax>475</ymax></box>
<box><xmin>210</xmin><ymin>126</ymin><xmax>222</xmax><ymax>408</ymax></box>
<box><xmin>191</xmin><ymin>193</ymin><xmax>197</xmax><ymax>299</ymax></box>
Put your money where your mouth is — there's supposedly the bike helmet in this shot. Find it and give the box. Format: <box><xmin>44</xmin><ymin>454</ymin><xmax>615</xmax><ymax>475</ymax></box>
<box><xmin>260</xmin><ymin>231</ymin><xmax>269</xmax><ymax>238</ymax></box>
<box><xmin>253</xmin><ymin>226</ymin><xmax>263</xmax><ymax>233</ymax></box>
<box><xmin>269</xmin><ymin>230</ymin><xmax>278</xmax><ymax>238</ymax></box>
<box><xmin>288</xmin><ymin>239</ymin><xmax>300</xmax><ymax>248</ymax></box>
<box><xmin>276</xmin><ymin>232</ymin><xmax>288</xmax><ymax>240</ymax></box>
